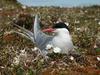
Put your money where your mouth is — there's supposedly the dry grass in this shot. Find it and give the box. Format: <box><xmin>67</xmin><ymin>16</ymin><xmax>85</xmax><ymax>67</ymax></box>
<box><xmin>0</xmin><ymin>0</ymin><xmax>100</xmax><ymax>75</ymax></box>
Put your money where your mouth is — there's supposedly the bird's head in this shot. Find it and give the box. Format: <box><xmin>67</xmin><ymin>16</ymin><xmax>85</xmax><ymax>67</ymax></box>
<box><xmin>42</xmin><ymin>22</ymin><xmax>70</xmax><ymax>34</ymax></box>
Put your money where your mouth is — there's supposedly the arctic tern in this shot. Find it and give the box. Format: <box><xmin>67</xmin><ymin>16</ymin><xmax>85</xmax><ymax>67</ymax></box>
<box><xmin>34</xmin><ymin>15</ymin><xmax>74</xmax><ymax>54</ymax></box>
<box><xmin>13</xmin><ymin>15</ymin><xmax>75</xmax><ymax>55</ymax></box>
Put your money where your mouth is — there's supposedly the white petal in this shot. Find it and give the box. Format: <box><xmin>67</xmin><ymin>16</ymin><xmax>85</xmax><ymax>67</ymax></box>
<box><xmin>32</xmin><ymin>47</ymin><xmax>38</xmax><ymax>51</ymax></box>
<box><xmin>98</xmin><ymin>22</ymin><xmax>100</xmax><ymax>25</ymax></box>
<box><xmin>20</xmin><ymin>49</ymin><xmax>25</xmax><ymax>53</ymax></box>
<box><xmin>0</xmin><ymin>8</ymin><xmax>3</xmax><ymax>11</ymax></box>
<box><xmin>70</xmin><ymin>56</ymin><xmax>74</xmax><ymax>60</ymax></box>
<box><xmin>46</xmin><ymin>44</ymin><xmax>53</xmax><ymax>50</ymax></box>
<box><xmin>65</xmin><ymin>22</ymin><xmax>69</xmax><ymax>26</ymax></box>
<box><xmin>53</xmin><ymin>47</ymin><xmax>61</xmax><ymax>53</ymax></box>
<box><xmin>0</xmin><ymin>66</ymin><xmax>5</xmax><ymax>68</ymax></box>
<box><xmin>22</xmin><ymin>5</ymin><xmax>26</xmax><ymax>9</ymax></box>
<box><xmin>76</xmin><ymin>28</ymin><xmax>81</xmax><ymax>31</ymax></box>
<box><xmin>97</xmin><ymin>57</ymin><xmax>100</xmax><ymax>61</ymax></box>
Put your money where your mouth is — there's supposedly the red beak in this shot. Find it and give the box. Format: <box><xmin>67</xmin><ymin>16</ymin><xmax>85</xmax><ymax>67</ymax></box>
<box><xmin>42</xmin><ymin>28</ymin><xmax>55</xmax><ymax>32</ymax></box>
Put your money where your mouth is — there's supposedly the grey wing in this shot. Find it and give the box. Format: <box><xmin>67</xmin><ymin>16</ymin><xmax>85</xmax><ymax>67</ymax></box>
<box><xmin>13</xmin><ymin>23</ymin><xmax>34</xmax><ymax>43</ymax></box>
<box><xmin>34</xmin><ymin>15</ymin><xmax>53</xmax><ymax>50</ymax></box>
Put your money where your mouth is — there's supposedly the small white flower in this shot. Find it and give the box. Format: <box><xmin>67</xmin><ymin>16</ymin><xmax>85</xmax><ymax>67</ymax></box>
<box><xmin>56</xmin><ymin>18</ymin><xmax>62</xmax><ymax>23</ymax></box>
<box><xmin>97</xmin><ymin>57</ymin><xmax>100</xmax><ymax>61</ymax></box>
<box><xmin>70</xmin><ymin>56</ymin><xmax>74</xmax><ymax>60</ymax></box>
<box><xmin>13</xmin><ymin>18</ymin><xmax>16</xmax><ymax>20</ymax></box>
<box><xmin>75</xmin><ymin>20</ymin><xmax>80</xmax><ymax>24</ymax></box>
<box><xmin>46</xmin><ymin>44</ymin><xmax>53</xmax><ymax>50</ymax></box>
<box><xmin>94</xmin><ymin>44</ymin><xmax>97</xmax><ymax>48</ymax></box>
<box><xmin>51</xmin><ymin>61</ymin><xmax>55</xmax><ymax>65</ymax></box>
<box><xmin>20</xmin><ymin>49</ymin><xmax>25</xmax><ymax>54</ymax></box>
<box><xmin>76</xmin><ymin>28</ymin><xmax>81</xmax><ymax>31</ymax></box>
<box><xmin>53</xmin><ymin>47</ymin><xmax>61</xmax><ymax>53</ymax></box>
<box><xmin>32</xmin><ymin>47</ymin><xmax>38</xmax><ymax>51</ymax></box>
<box><xmin>0</xmin><ymin>8</ymin><xmax>3</xmax><ymax>11</ymax></box>
<box><xmin>65</xmin><ymin>22</ymin><xmax>69</xmax><ymax>26</ymax></box>
<box><xmin>20</xmin><ymin>49</ymin><xmax>27</xmax><ymax>56</ymax></box>
<box><xmin>7</xmin><ymin>15</ymin><xmax>10</xmax><ymax>18</ymax></box>
<box><xmin>98</xmin><ymin>21</ymin><xmax>100</xmax><ymax>25</ymax></box>
<box><xmin>94</xmin><ymin>18</ymin><xmax>99</xmax><ymax>21</ymax></box>
<box><xmin>22</xmin><ymin>5</ymin><xmax>26</xmax><ymax>9</ymax></box>
<box><xmin>13</xmin><ymin>56</ymin><xmax>20</xmax><ymax>65</ymax></box>
<box><xmin>0</xmin><ymin>66</ymin><xmax>5</xmax><ymax>69</ymax></box>
<box><xmin>84</xmin><ymin>10</ymin><xmax>88</xmax><ymax>13</ymax></box>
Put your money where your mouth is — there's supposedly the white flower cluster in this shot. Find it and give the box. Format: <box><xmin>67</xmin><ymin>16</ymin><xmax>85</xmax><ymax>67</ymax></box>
<box><xmin>46</xmin><ymin>44</ymin><xmax>53</xmax><ymax>50</ymax></box>
<box><xmin>53</xmin><ymin>47</ymin><xmax>61</xmax><ymax>53</ymax></box>
<box><xmin>46</xmin><ymin>44</ymin><xmax>61</xmax><ymax>53</ymax></box>
<box><xmin>13</xmin><ymin>56</ymin><xmax>20</xmax><ymax>65</ymax></box>
<box><xmin>13</xmin><ymin>49</ymin><xmax>27</xmax><ymax>65</ymax></box>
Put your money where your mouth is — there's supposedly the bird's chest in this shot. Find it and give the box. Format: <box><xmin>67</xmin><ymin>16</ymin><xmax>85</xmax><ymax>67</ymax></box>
<box><xmin>52</xmin><ymin>36</ymin><xmax>69</xmax><ymax>47</ymax></box>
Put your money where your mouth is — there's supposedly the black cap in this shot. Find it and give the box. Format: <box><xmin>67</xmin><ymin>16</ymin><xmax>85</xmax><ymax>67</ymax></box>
<box><xmin>53</xmin><ymin>22</ymin><xmax>69</xmax><ymax>31</ymax></box>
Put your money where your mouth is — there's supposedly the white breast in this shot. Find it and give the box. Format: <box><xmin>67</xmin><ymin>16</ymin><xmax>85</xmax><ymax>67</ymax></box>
<box><xmin>52</xmin><ymin>28</ymin><xmax>74</xmax><ymax>54</ymax></box>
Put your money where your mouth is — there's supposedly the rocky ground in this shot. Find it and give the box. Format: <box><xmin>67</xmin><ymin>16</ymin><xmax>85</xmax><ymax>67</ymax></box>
<box><xmin>0</xmin><ymin>0</ymin><xmax>100</xmax><ymax>75</ymax></box>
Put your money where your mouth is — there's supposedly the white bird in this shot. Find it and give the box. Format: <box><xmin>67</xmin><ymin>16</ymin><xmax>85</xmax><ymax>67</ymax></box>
<box><xmin>13</xmin><ymin>15</ymin><xmax>76</xmax><ymax>55</ymax></box>
<box><xmin>34</xmin><ymin>15</ymin><xmax>75</xmax><ymax>54</ymax></box>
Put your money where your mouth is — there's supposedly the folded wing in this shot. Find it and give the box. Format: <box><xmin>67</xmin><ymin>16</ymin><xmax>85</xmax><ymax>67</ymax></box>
<box><xmin>34</xmin><ymin>15</ymin><xmax>53</xmax><ymax>50</ymax></box>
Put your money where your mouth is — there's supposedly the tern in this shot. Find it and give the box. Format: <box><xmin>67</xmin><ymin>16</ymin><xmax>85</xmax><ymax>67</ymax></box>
<box><xmin>34</xmin><ymin>15</ymin><xmax>75</xmax><ymax>54</ymax></box>
<box><xmin>13</xmin><ymin>15</ymin><xmax>76</xmax><ymax>55</ymax></box>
